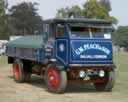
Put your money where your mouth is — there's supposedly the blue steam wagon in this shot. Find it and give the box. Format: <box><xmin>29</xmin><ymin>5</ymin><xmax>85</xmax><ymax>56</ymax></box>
<box><xmin>6</xmin><ymin>18</ymin><xmax>116</xmax><ymax>93</ymax></box>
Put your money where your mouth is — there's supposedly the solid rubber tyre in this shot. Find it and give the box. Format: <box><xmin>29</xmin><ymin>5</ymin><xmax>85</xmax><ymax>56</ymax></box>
<box><xmin>13</xmin><ymin>59</ymin><xmax>24</xmax><ymax>83</ymax></box>
<box><xmin>94</xmin><ymin>70</ymin><xmax>115</xmax><ymax>92</ymax></box>
<box><xmin>23</xmin><ymin>63</ymin><xmax>31</xmax><ymax>82</ymax></box>
<box><xmin>24</xmin><ymin>72</ymin><xmax>31</xmax><ymax>82</ymax></box>
<box><xmin>44</xmin><ymin>64</ymin><xmax>67</xmax><ymax>94</ymax></box>
<box><xmin>13</xmin><ymin>59</ymin><xmax>31</xmax><ymax>83</ymax></box>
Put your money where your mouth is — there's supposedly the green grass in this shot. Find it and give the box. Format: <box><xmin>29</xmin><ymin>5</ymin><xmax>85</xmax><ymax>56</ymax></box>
<box><xmin>113</xmin><ymin>52</ymin><xmax>128</xmax><ymax>96</ymax></box>
<box><xmin>0</xmin><ymin>56</ymin><xmax>7</xmax><ymax>67</ymax></box>
<box><xmin>114</xmin><ymin>52</ymin><xmax>128</xmax><ymax>82</ymax></box>
<box><xmin>114</xmin><ymin>52</ymin><xmax>128</xmax><ymax>80</ymax></box>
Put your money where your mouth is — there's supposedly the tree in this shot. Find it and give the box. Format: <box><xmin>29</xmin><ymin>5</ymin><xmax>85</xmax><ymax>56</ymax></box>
<box><xmin>0</xmin><ymin>0</ymin><xmax>8</xmax><ymax>39</ymax></box>
<box><xmin>9</xmin><ymin>2</ymin><xmax>43</xmax><ymax>35</ymax></box>
<box><xmin>82</xmin><ymin>0</ymin><xmax>108</xmax><ymax>19</ymax></box>
<box><xmin>56</xmin><ymin>6</ymin><xmax>82</xmax><ymax>18</ymax></box>
<box><xmin>99</xmin><ymin>0</ymin><xmax>111</xmax><ymax>12</ymax></box>
<box><xmin>82</xmin><ymin>0</ymin><xmax>118</xmax><ymax>24</ymax></box>
<box><xmin>113</xmin><ymin>26</ymin><xmax>128</xmax><ymax>48</ymax></box>
<box><xmin>56</xmin><ymin>0</ymin><xmax>118</xmax><ymax>24</ymax></box>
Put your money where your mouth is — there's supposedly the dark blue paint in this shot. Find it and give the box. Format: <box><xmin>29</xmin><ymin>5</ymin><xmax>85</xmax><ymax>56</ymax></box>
<box><xmin>6</xmin><ymin>23</ymin><xmax>113</xmax><ymax>67</ymax></box>
<box><xmin>70</xmin><ymin>39</ymin><xmax>112</xmax><ymax>63</ymax></box>
<box><xmin>54</xmin><ymin>39</ymin><xmax>113</xmax><ymax>66</ymax></box>
<box><xmin>56</xmin><ymin>39</ymin><xmax>68</xmax><ymax>65</ymax></box>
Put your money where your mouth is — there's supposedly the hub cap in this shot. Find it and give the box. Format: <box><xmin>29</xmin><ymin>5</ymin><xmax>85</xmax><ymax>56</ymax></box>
<box><xmin>14</xmin><ymin>64</ymin><xmax>20</xmax><ymax>80</ymax></box>
<box><xmin>47</xmin><ymin>68</ymin><xmax>60</xmax><ymax>89</ymax></box>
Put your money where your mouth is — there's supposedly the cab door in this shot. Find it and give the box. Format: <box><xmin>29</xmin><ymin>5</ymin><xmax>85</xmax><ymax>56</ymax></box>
<box><xmin>55</xmin><ymin>24</ymin><xmax>69</xmax><ymax>65</ymax></box>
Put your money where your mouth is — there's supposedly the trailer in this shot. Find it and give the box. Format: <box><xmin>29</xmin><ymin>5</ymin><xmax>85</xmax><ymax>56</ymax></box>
<box><xmin>6</xmin><ymin>18</ymin><xmax>116</xmax><ymax>93</ymax></box>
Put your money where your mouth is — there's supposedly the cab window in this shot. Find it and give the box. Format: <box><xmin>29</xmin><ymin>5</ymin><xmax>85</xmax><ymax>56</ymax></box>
<box><xmin>91</xmin><ymin>28</ymin><xmax>111</xmax><ymax>39</ymax></box>
<box><xmin>69</xmin><ymin>25</ymin><xmax>112</xmax><ymax>39</ymax></box>
<box><xmin>56</xmin><ymin>24</ymin><xmax>68</xmax><ymax>38</ymax></box>
<box><xmin>70</xmin><ymin>26</ymin><xmax>90</xmax><ymax>38</ymax></box>
<box><xmin>43</xmin><ymin>24</ymin><xmax>49</xmax><ymax>42</ymax></box>
<box><xmin>43</xmin><ymin>24</ymin><xmax>49</xmax><ymax>34</ymax></box>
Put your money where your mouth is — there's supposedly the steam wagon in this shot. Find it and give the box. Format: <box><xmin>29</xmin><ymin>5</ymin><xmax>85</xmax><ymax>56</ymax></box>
<box><xmin>6</xmin><ymin>18</ymin><xmax>116</xmax><ymax>93</ymax></box>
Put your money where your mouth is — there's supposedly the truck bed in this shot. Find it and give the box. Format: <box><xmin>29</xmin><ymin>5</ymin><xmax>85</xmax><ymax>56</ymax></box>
<box><xmin>6</xmin><ymin>35</ymin><xmax>45</xmax><ymax>62</ymax></box>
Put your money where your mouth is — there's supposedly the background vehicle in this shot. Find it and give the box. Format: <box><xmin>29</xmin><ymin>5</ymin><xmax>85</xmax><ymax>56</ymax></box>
<box><xmin>6</xmin><ymin>18</ymin><xmax>116</xmax><ymax>93</ymax></box>
<box><xmin>0</xmin><ymin>40</ymin><xmax>8</xmax><ymax>56</ymax></box>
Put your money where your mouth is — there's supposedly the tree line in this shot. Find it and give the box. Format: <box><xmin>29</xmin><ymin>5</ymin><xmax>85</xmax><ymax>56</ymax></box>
<box><xmin>0</xmin><ymin>0</ymin><xmax>43</xmax><ymax>39</ymax></box>
<box><xmin>112</xmin><ymin>26</ymin><xmax>128</xmax><ymax>49</ymax></box>
<box><xmin>0</xmin><ymin>0</ymin><xmax>127</xmax><ymax>49</ymax></box>
<box><xmin>56</xmin><ymin>0</ymin><xmax>118</xmax><ymax>24</ymax></box>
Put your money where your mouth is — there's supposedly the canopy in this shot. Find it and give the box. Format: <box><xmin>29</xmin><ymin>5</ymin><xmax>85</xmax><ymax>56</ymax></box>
<box><xmin>6</xmin><ymin>35</ymin><xmax>44</xmax><ymax>49</ymax></box>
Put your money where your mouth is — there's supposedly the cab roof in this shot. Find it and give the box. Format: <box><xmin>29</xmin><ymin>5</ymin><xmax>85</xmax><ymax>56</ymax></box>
<box><xmin>43</xmin><ymin>18</ymin><xmax>112</xmax><ymax>24</ymax></box>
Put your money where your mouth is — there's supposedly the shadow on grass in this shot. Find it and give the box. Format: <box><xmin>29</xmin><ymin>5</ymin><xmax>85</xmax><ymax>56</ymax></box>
<box><xmin>8</xmin><ymin>75</ymin><xmax>98</xmax><ymax>93</ymax></box>
<box><xmin>8</xmin><ymin>75</ymin><xmax>46</xmax><ymax>89</ymax></box>
<box><xmin>66</xmin><ymin>84</ymin><xmax>97</xmax><ymax>93</ymax></box>
<box><xmin>30</xmin><ymin>75</ymin><xmax>47</xmax><ymax>89</ymax></box>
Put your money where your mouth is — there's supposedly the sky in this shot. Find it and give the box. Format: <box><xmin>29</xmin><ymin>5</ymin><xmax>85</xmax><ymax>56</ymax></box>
<box><xmin>8</xmin><ymin>0</ymin><xmax>128</xmax><ymax>26</ymax></box>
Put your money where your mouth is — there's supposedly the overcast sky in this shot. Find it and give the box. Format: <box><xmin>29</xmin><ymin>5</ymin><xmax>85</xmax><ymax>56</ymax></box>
<box><xmin>8</xmin><ymin>0</ymin><xmax>128</xmax><ymax>26</ymax></box>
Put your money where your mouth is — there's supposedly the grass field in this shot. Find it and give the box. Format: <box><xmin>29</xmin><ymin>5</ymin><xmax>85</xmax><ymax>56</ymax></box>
<box><xmin>0</xmin><ymin>56</ymin><xmax>7</xmax><ymax>67</ymax></box>
<box><xmin>113</xmin><ymin>52</ymin><xmax>128</xmax><ymax>98</ymax></box>
<box><xmin>0</xmin><ymin>52</ymin><xmax>128</xmax><ymax>102</ymax></box>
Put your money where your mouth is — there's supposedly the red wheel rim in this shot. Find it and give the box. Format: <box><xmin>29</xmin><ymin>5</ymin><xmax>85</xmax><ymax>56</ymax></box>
<box><xmin>47</xmin><ymin>68</ymin><xmax>60</xmax><ymax>89</ymax></box>
<box><xmin>14</xmin><ymin>64</ymin><xmax>20</xmax><ymax>80</ymax></box>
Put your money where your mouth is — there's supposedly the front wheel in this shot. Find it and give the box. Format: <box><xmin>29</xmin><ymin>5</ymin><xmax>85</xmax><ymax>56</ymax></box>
<box><xmin>44</xmin><ymin>64</ymin><xmax>67</xmax><ymax>94</ymax></box>
<box><xmin>94</xmin><ymin>70</ymin><xmax>115</xmax><ymax>92</ymax></box>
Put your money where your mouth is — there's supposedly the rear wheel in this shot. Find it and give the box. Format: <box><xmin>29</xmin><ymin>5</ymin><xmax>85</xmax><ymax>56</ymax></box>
<box><xmin>94</xmin><ymin>70</ymin><xmax>115</xmax><ymax>92</ymax></box>
<box><xmin>23</xmin><ymin>62</ymin><xmax>31</xmax><ymax>82</ymax></box>
<box><xmin>13</xmin><ymin>59</ymin><xmax>31</xmax><ymax>83</ymax></box>
<box><xmin>13</xmin><ymin>59</ymin><xmax>24</xmax><ymax>83</ymax></box>
<box><xmin>45</xmin><ymin>64</ymin><xmax>67</xmax><ymax>94</ymax></box>
<box><xmin>24</xmin><ymin>72</ymin><xmax>31</xmax><ymax>82</ymax></box>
